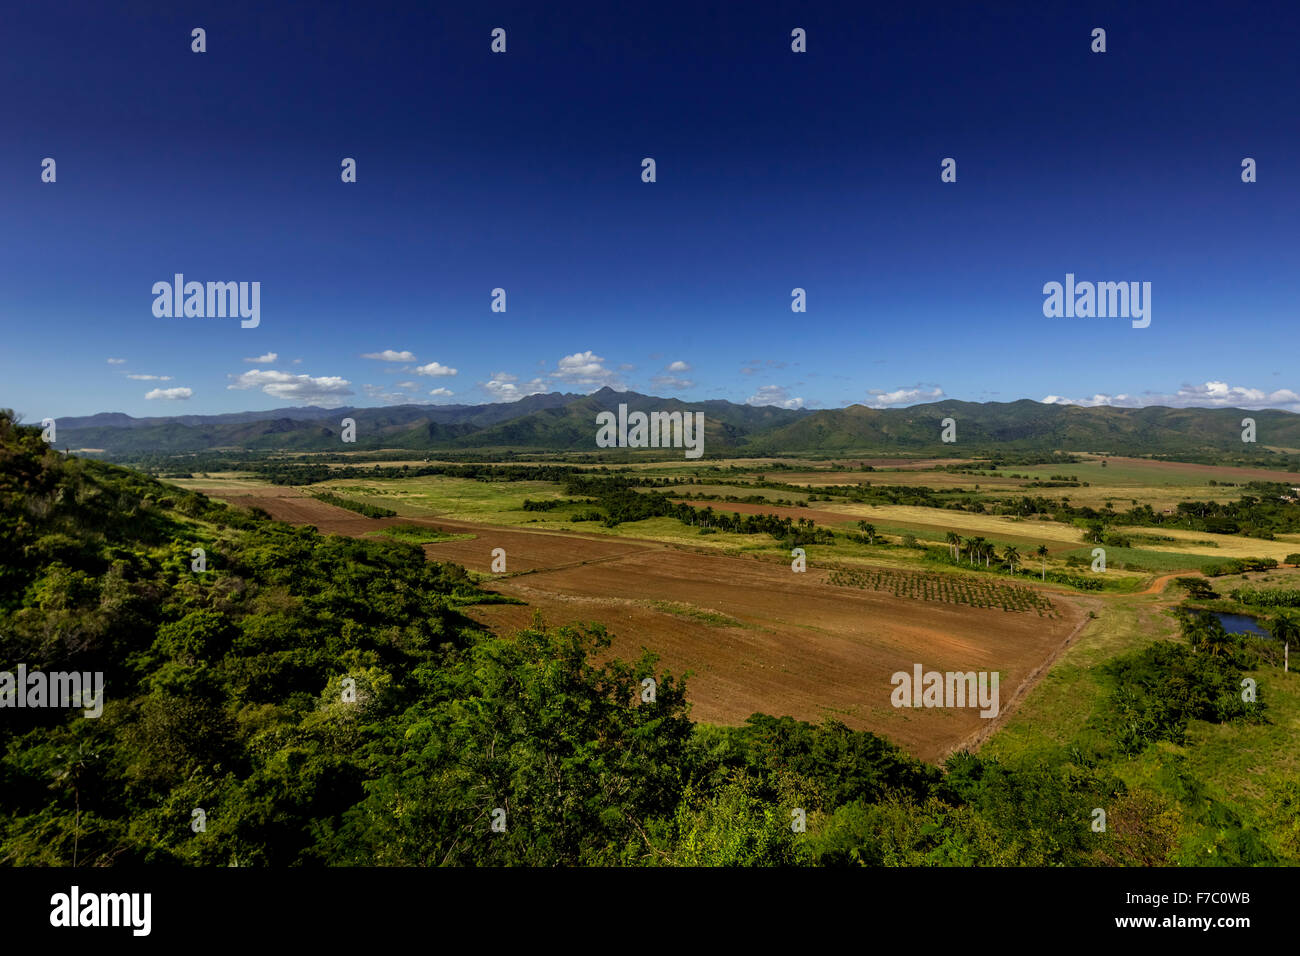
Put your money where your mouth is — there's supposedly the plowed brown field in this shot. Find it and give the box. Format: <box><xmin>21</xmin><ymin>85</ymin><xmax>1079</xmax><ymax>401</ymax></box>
<box><xmin>199</xmin><ymin>483</ymin><xmax>1087</xmax><ymax>762</ymax></box>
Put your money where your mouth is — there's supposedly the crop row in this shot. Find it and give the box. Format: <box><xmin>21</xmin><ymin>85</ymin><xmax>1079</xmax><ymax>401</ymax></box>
<box><xmin>827</xmin><ymin>567</ymin><xmax>1057</xmax><ymax>617</ymax></box>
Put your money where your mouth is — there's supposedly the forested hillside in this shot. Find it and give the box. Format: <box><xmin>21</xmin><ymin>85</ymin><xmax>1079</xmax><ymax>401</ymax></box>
<box><xmin>1</xmin><ymin>411</ymin><xmax>1294</xmax><ymax>866</ymax></box>
<box><xmin>50</xmin><ymin>392</ymin><xmax>1300</xmax><ymax>468</ymax></box>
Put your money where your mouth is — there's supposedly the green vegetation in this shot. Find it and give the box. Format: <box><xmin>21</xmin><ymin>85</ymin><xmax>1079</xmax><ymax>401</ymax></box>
<box><xmin>1202</xmin><ymin>557</ymin><xmax>1280</xmax><ymax>577</ymax></box>
<box><xmin>1097</xmin><ymin>638</ymin><xmax>1266</xmax><ymax>755</ymax></box>
<box><xmin>827</xmin><ymin>567</ymin><xmax>1059</xmax><ymax>616</ymax></box>
<box><xmin>649</xmin><ymin>601</ymin><xmax>749</xmax><ymax>629</ymax></box>
<box><xmin>369</xmin><ymin>524</ymin><xmax>474</xmax><ymax>545</ymax></box>
<box><xmin>1061</xmin><ymin>546</ymin><xmax>1222</xmax><ymax>574</ymax></box>
<box><xmin>1229</xmin><ymin>587</ymin><xmax>1300</xmax><ymax>608</ymax></box>
<box><xmin>310</xmin><ymin>491</ymin><xmax>397</xmax><ymax>518</ymax></box>
<box><xmin>5</xmin><ymin>410</ymin><xmax>1296</xmax><ymax>866</ymax></box>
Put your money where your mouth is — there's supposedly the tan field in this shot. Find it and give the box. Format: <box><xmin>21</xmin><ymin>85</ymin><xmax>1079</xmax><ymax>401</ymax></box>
<box><xmin>675</xmin><ymin>499</ymin><xmax>1082</xmax><ymax>550</ymax></box>
<box><xmin>1124</xmin><ymin>526</ymin><xmax>1300</xmax><ymax>561</ymax></box>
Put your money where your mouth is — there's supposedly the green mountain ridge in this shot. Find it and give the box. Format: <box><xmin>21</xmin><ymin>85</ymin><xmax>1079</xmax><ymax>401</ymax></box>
<box><xmin>34</xmin><ymin>389</ymin><xmax>1300</xmax><ymax>462</ymax></box>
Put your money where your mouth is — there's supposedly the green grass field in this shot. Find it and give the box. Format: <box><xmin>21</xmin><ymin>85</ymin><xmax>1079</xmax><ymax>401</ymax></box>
<box><xmin>1061</xmin><ymin>545</ymin><xmax>1222</xmax><ymax>574</ymax></box>
<box><xmin>319</xmin><ymin>476</ymin><xmax>560</xmax><ymax>522</ymax></box>
<box><xmin>983</xmin><ymin>590</ymin><xmax>1300</xmax><ymax>862</ymax></box>
<box><xmin>366</xmin><ymin>524</ymin><xmax>475</xmax><ymax>544</ymax></box>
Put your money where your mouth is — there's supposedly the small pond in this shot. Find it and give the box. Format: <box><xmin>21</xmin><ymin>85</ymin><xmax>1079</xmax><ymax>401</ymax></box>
<box><xmin>1211</xmin><ymin>612</ymin><xmax>1273</xmax><ymax>639</ymax></box>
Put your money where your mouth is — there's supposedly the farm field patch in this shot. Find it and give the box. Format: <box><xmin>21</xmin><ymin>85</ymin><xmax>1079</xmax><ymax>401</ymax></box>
<box><xmin>188</xmin><ymin>477</ymin><xmax>1086</xmax><ymax>762</ymax></box>
<box><xmin>473</xmin><ymin>548</ymin><xmax>1086</xmax><ymax>762</ymax></box>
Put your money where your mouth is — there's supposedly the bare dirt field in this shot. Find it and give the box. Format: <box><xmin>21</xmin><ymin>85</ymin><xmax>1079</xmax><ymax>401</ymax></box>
<box><xmin>195</xmin><ymin>482</ymin><xmax>1087</xmax><ymax>762</ymax></box>
<box><xmin>472</xmin><ymin>549</ymin><xmax>1087</xmax><ymax>762</ymax></box>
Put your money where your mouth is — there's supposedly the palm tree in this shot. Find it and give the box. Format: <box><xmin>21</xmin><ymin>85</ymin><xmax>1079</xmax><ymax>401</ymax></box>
<box><xmin>1036</xmin><ymin>544</ymin><xmax>1049</xmax><ymax>581</ymax></box>
<box><xmin>858</xmin><ymin>521</ymin><xmax>876</xmax><ymax>544</ymax></box>
<box><xmin>946</xmin><ymin>531</ymin><xmax>960</xmax><ymax>561</ymax></box>
<box><xmin>1003</xmin><ymin>545</ymin><xmax>1020</xmax><ymax>574</ymax></box>
<box><xmin>1268</xmin><ymin>613</ymin><xmax>1299</xmax><ymax>673</ymax></box>
<box><xmin>1200</xmin><ymin>619</ymin><xmax>1233</xmax><ymax>659</ymax></box>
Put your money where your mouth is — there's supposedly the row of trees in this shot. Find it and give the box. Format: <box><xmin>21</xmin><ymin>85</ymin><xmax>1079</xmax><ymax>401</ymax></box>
<box><xmin>941</xmin><ymin>532</ymin><xmax>1051</xmax><ymax>579</ymax></box>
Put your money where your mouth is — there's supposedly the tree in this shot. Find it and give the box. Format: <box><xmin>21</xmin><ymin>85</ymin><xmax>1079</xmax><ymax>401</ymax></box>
<box><xmin>946</xmin><ymin>531</ymin><xmax>960</xmax><ymax>561</ymax></box>
<box><xmin>1267</xmin><ymin>613</ymin><xmax>1299</xmax><ymax>673</ymax></box>
<box><xmin>337</xmin><ymin>621</ymin><xmax>693</xmax><ymax>866</ymax></box>
<box><xmin>1286</xmin><ymin>553</ymin><xmax>1300</xmax><ymax>568</ymax></box>
<box><xmin>1199</xmin><ymin>620</ymin><xmax>1233</xmax><ymax>659</ymax></box>
<box><xmin>1002</xmin><ymin>545</ymin><xmax>1020</xmax><ymax>574</ymax></box>
<box><xmin>665</xmin><ymin>776</ymin><xmax>802</xmax><ymax>866</ymax></box>
<box><xmin>1036</xmin><ymin>544</ymin><xmax>1049</xmax><ymax>581</ymax></box>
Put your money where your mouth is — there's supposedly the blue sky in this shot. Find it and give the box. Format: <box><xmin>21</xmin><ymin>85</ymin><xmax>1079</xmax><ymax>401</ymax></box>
<box><xmin>3</xmin><ymin>0</ymin><xmax>1297</xmax><ymax>419</ymax></box>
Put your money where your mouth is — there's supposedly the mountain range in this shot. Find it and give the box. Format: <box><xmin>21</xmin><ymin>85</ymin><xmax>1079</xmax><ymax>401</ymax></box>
<box><xmin>37</xmin><ymin>389</ymin><xmax>1300</xmax><ymax>462</ymax></box>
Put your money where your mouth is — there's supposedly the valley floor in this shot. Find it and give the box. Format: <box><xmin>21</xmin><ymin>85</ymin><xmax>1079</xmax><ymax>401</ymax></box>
<box><xmin>200</xmin><ymin>482</ymin><xmax>1094</xmax><ymax>762</ymax></box>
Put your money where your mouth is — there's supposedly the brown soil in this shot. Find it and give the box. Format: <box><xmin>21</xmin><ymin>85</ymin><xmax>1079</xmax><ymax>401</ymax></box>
<box><xmin>201</xmin><ymin>483</ymin><xmax>1087</xmax><ymax>763</ymax></box>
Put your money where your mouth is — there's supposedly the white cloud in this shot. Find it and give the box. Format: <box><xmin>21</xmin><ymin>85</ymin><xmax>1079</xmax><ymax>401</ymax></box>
<box><xmin>244</xmin><ymin>352</ymin><xmax>278</xmax><ymax>364</ymax></box>
<box><xmin>551</xmin><ymin>350</ymin><xmax>620</xmax><ymax>388</ymax></box>
<box><xmin>414</xmin><ymin>361</ymin><xmax>458</xmax><ymax>377</ymax></box>
<box><xmin>227</xmin><ymin>369</ymin><xmax>354</xmax><ymax>404</ymax></box>
<box><xmin>126</xmin><ymin>373</ymin><xmax>173</xmax><ymax>381</ymax></box>
<box><xmin>481</xmin><ymin>372</ymin><xmax>547</xmax><ymax>402</ymax></box>
<box><xmin>145</xmin><ymin>387</ymin><xmax>192</xmax><ymax>401</ymax></box>
<box><xmin>106</xmin><ymin>357</ymin><xmax>126</xmax><ymax>365</ymax></box>
<box><xmin>652</xmin><ymin>375</ymin><xmax>695</xmax><ymax>391</ymax></box>
<box><xmin>1041</xmin><ymin>394</ymin><xmax>1135</xmax><ymax>407</ymax></box>
<box><xmin>362</xmin><ymin>384</ymin><xmax>417</xmax><ymax>405</ymax></box>
<box><xmin>1043</xmin><ymin>381</ymin><xmax>1300</xmax><ymax>412</ymax></box>
<box><xmin>747</xmin><ymin>385</ymin><xmax>804</xmax><ymax>409</ymax></box>
<box><xmin>650</xmin><ymin>359</ymin><xmax>694</xmax><ymax>391</ymax></box>
<box><xmin>362</xmin><ymin>350</ymin><xmax>416</xmax><ymax>362</ymax></box>
<box><xmin>396</xmin><ymin>381</ymin><xmax>418</xmax><ymax>389</ymax></box>
<box><xmin>865</xmin><ymin>385</ymin><xmax>945</xmax><ymax>408</ymax></box>
<box><xmin>428</xmin><ymin>387</ymin><xmax>454</xmax><ymax>397</ymax></box>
